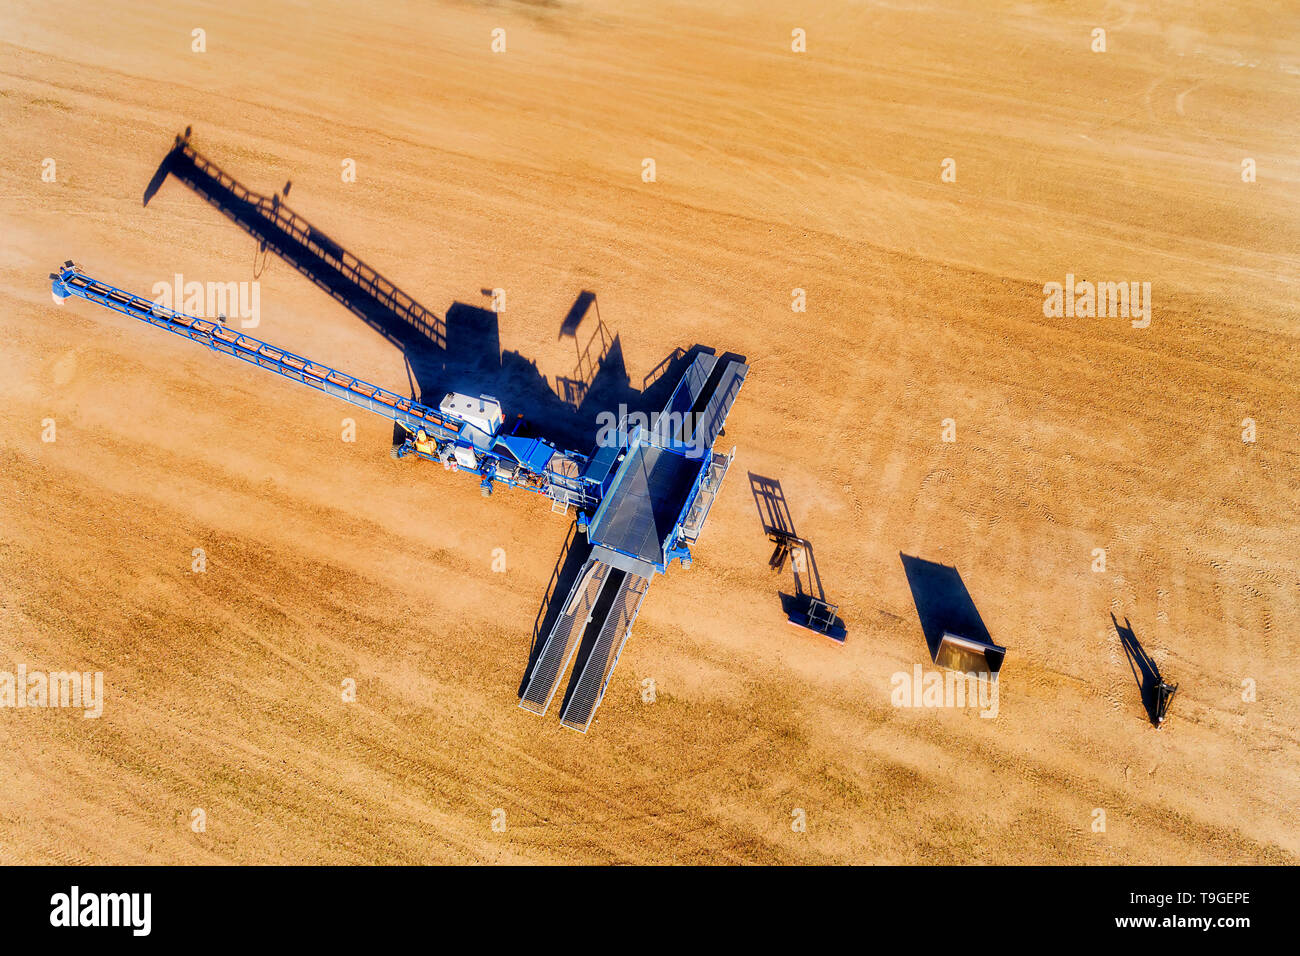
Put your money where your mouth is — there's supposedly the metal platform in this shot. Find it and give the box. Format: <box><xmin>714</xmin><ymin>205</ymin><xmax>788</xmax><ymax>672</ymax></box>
<box><xmin>585</xmin><ymin>438</ymin><xmax>703</xmax><ymax>571</ymax></box>
<box><xmin>789</xmin><ymin>596</ymin><xmax>847</xmax><ymax>644</ymax></box>
<box><xmin>685</xmin><ymin>359</ymin><xmax>748</xmax><ymax>452</ymax></box>
<box><xmin>590</xmin><ymin>545</ymin><xmax>657</xmax><ymax>581</ymax></box>
<box><xmin>678</xmin><ymin>447</ymin><xmax>735</xmax><ymax>544</ymax></box>
<box><xmin>653</xmin><ymin>353</ymin><xmax>716</xmax><ymax>445</ymax></box>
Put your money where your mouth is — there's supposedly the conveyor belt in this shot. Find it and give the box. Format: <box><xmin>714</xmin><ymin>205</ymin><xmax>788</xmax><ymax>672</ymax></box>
<box><xmin>586</xmin><ymin>440</ymin><xmax>703</xmax><ymax>570</ymax></box>
<box><xmin>518</xmin><ymin>557</ymin><xmax>613</xmax><ymax>715</ymax></box>
<box><xmin>685</xmin><ymin>359</ymin><xmax>748</xmax><ymax>452</ymax></box>
<box><xmin>653</xmin><ymin>353</ymin><xmax>716</xmax><ymax>445</ymax></box>
<box><xmin>51</xmin><ymin>266</ymin><xmax>460</xmax><ymax>440</ymax></box>
<box><xmin>559</xmin><ymin>570</ymin><xmax>651</xmax><ymax>733</ymax></box>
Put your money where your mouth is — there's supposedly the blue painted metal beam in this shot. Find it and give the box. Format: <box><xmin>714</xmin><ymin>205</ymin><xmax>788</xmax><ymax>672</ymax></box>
<box><xmin>51</xmin><ymin>263</ymin><xmax>608</xmax><ymax>511</ymax></box>
<box><xmin>51</xmin><ymin>264</ymin><xmax>462</xmax><ymax>441</ymax></box>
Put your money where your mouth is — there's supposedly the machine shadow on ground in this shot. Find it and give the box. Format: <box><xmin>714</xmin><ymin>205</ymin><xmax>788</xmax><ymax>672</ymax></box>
<box><xmin>1113</xmin><ymin>613</ymin><xmax>1168</xmax><ymax>726</ymax></box>
<box><xmin>145</xmin><ymin>129</ymin><xmax>759</xmax><ymax>709</ymax></box>
<box><xmin>748</xmin><ymin>474</ymin><xmax>843</xmax><ymax>636</ymax></box>
<box><xmin>899</xmin><ymin>554</ymin><xmax>992</xmax><ymax>661</ymax></box>
<box><xmin>142</xmin><ymin>129</ymin><xmax>707</xmax><ymax>454</ymax></box>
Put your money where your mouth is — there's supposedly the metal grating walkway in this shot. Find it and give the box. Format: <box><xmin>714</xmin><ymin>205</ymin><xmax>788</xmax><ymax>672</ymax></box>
<box><xmin>687</xmin><ymin>360</ymin><xmax>748</xmax><ymax>451</ymax></box>
<box><xmin>679</xmin><ymin>447</ymin><xmax>735</xmax><ymax>543</ymax></box>
<box><xmin>519</xmin><ymin>558</ymin><xmax>613</xmax><ymax>716</ymax></box>
<box><xmin>586</xmin><ymin>442</ymin><xmax>702</xmax><ymax>570</ymax></box>
<box><xmin>559</xmin><ymin>571</ymin><xmax>651</xmax><ymax>733</ymax></box>
<box><xmin>653</xmin><ymin>353</ymin><xmax>716</xmax><ymax>445</ymax></box>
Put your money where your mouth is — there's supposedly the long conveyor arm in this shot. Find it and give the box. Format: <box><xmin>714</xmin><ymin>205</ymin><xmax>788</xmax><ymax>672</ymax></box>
<box><xmin>51</xmin><ymin>263</ymin><xmax>464</xmax><ymax>440</ymax></box>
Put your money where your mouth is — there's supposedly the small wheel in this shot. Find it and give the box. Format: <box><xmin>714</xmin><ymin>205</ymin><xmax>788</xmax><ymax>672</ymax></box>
<box><xmin>390</xmin><ymin>444</ymin><xmax>403</xmax><ymax>459</ymax></box>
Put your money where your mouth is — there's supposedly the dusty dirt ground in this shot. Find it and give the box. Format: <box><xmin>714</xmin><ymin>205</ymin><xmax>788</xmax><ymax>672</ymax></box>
<box><xmin>1</xmin><ymin>0</ymin><xmax>1297</xmax><ymax>864</ymax></box>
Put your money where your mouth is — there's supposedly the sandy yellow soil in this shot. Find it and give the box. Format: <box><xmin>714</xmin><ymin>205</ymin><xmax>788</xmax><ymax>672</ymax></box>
<box><xmin>1</xmin><ymin>0</ymin><xmax>1297</xmax><ymax>863</ymax></box>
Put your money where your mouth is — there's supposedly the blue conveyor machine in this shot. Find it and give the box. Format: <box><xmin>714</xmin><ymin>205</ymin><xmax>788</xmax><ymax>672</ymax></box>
<box><xmin>52</xmin><ymin>260</ymin><xmax>748</xmax><ymax>731</ymax></box>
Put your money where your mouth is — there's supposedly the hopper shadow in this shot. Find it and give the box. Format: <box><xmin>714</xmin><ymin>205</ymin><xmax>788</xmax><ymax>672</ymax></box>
<box><xmin>899</xmin><ymin>554</ymin><xmax>993</xmax><ymax>661</ymax></box>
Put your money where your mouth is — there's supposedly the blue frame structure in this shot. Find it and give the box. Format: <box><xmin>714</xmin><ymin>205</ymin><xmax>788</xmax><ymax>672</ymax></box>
<box><xmin>52</xmin><ymin>260</ymin><xmax>748</xmax><ymax>732</ymax></box>
<box><xmin>51</xmin><ymin>263</ymin><xmax>601</xmax><ymax>508</ymax></box>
